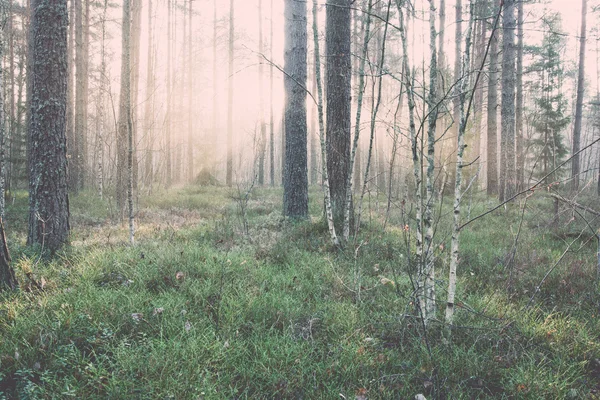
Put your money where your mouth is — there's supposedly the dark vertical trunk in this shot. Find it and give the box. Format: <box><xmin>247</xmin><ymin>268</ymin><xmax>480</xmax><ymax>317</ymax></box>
<box><xmin>486</xmin><ymin>0</ymin><xmax>499</xmax><ymax>195</ymax></box>
<box><xmin>226</xmin><ymin>0</ymin><xmax>234</xmax><ymax>186</ymax></box>
<box><xmin>325</xmin><ymin>0</ymin><xmax>351</xmax><ymax>226</ymax></box>
<box><xmin>117</xmin><ymin>0</ymin><xmax>132</xmax><ymax>217</ymax></box>
<box><xmin>28</xmin><ymin>0</ymin><xmax>70</xmax><ymax>252</ymax></box>
<box><xmin>73</xmin><ymin>0</ymin><xmax>84</xmax><ymax>191</ymax></box>
<box><xmin>500</xmin><ymin>0</ymin><xmax>516</xmax><ymax>201</ymax></box>
<box><xmin>0</xmin><ymin>221</ymin><xmax>16</xmax><ymax>291</ymax></box>
<box><xmin>572</xmin><ymin>0</ymin><xmax>587</xmax><ymax>191</ymax></box>
<box><xmin>283</xmin><ymin>0</ymin><xmax>308</xmax><ymax>218</ymax></box>
<box><xmin>66</xmin><ymin>0</ymin><xmax>74</xmax><ymax>192</ymax></box>
<box><xmin>516</xmin><ymin>0</ymin><xmax>524</xmax><ymax>190</ymax></box>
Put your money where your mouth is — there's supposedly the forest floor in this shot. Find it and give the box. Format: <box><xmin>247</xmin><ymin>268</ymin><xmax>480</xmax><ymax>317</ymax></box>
<box><xmin>1</xmin><ymin>185</ymin><xmax>599</xmax><ymax>399</ymax></box>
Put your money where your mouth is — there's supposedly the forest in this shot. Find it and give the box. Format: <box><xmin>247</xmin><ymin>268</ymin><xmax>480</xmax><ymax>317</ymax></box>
<box><xmin>1</xmin><ymin>0</ymin><xmax>600</xmax><ymax>398</ymax></box>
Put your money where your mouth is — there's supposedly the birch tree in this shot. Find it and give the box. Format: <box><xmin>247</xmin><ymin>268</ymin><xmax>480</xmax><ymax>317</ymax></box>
<box><xmin>313</xmin><ymin>0</ymin><xmax>338</xmax><ymax>246</ymax></box>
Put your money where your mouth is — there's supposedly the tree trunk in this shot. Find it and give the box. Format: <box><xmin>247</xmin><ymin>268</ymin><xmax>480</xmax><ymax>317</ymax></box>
<box><xmin>143</xmin><ymin>0</ymin><xmax>155</xmax><ymax>188</ymax></box>
<box><xmin>131</xmin><ymin>0</ymin><xmax>141</xmax><ymax>191</ymax></box>
<box><xmin>226</xmin><ymin>0</ymin><xmax>234</xmax><ymax>186</ymax></box>
<box><xmin>28</xmin><ymin>0</ymin><xmax>70</xmax><ymax>252</ymax></box>
<box><xmin>283</xmin><ymin>0</ymin><xmax>308</xmax><ymax>219</ymax></box>
<box><xmin>312</xmin><ymin>0</ymin><xmax>338</xmax><ymax>246</ymax></box>
<box><xmin>269</xmin><ymin>0</ymin><xmax>275</xmax><ymax>187</ymax></box>
<box><xmin>446</xmin><ymin>4</ymin><xmax>474</xmax><ymax>326</ymax></box>
<box><xmin>186</xmin><ymin>0</ymin><xmax>194</xmax><ymax>183</ymax></box>
<box><xmin>516</xmin><ymin>0</ymin><xmax>524</xmax><ymax>190</ymax></box>
<box><xmin>117</xmin><ymin>0</ymin><xmax>132</xmax><ymax>219</ymax></box>
<box><xmin>500</xmin><ymin>0</ymin><xmax>516</xmax><ymax>201</ymax></box>
<box><xmin>257</xmin><ymin>0</ymin><xmax>266</xmax><ymax>185</ymax></box>
<box><xmin>0</xmin><ymin>221</ymin><xmax>16</xmax><ymax>291</ymax></box>
<box><xmin>343</xmin><ymin>0</ymin><xmax>371</xmax><ymax>242</ymax></box>
<box><xmin>65</xmin><ymin>0</ymin><xmax>74</xmax><ymax>192</ymax></box>
<box><xmin>571</xmin><ymin>0</ymin><xmax>587</xmax><ymax>191</ymax></box>
<box><xmin>486</xmin><ymin>0</ymin><xmax>499</xmax><ymax>195</ymax></box>
<box><xmin>165</xmin><ymin>0</ymin><xmax>172</xmax><ymax>187</ymax></box>
<box><xmin>73</xmin><ymin>0</ymin><xmax>86</xmax><ymax>191</ymax></box>
<box><xmin>423</xmin><ymin>0</ymin><xmax>439</xmax><ymax>325</ymax></box>
<box><xmin>326</xmin><ymin>0</ymin><xmax>352</xmax><ymax>227</ymax></box>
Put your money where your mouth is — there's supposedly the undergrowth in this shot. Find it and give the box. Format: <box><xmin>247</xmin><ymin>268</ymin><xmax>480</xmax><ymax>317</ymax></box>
<box><xmin>0</xmin><ymin>186</ymin><xmax>598</xmax><ymax>399</ymax></box>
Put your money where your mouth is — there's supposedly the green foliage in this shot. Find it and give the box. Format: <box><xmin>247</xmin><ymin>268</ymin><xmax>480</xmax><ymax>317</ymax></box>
<box><xmin>525</xmin><ymin>12</ymin><xmax>571</xmax><ymax>184</ymax></box>
<box><xmin>0</xmin><ymin>187</ymin><xmax>598</xmax><ymax>398</ymax></box>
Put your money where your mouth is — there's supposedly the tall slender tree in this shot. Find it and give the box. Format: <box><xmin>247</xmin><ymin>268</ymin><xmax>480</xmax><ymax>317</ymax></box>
<box><xmin>283</xmin><ymin>0</ymin><xmax>308</xmax><ymax>218</ymax></box>
<box><xmin>326</xmin><ymin>0</ymin><xmax>352</xmax><ymax>226</ymax></box>
<box><xmin>28</xmin><ymin>0</ymin><xmax>70</xmax><ymax>252</ymax></box>
<box><xmin>487</xmin><ymin>0</ymin><xmax>499</xmax><ymax>194</ymax></box>
<box><xmin>117</xmin><ymin>0</ymin><xmax>132</xmax><ymax>219</ymax></box>
<box><xmin>516</xmin><ymin>0</ymin><xmax>524</xmax><ymax>189</ymax></box>
<box><xmin>257</xmin><ymin>0</ymin><xmax>266</xmax><ymax>185</ymax></box>
<box><xmin>226</xmin><ymin>0</ymin><xmax>234</xmax><ymax>186</ymax></box>
<box><xmin>500</xmin><ymin>0</ymin><xmax>516</xmax><ymax>201</ymax></box>
<box><xmin>143</xmin><ymin>0</ymin><xmax>155</xmax><ymax>188</ymax></box>
<box><xmin>571</xmin><ymin>0</ymin><xmax>587</xmax><ymax>191</ymax></box>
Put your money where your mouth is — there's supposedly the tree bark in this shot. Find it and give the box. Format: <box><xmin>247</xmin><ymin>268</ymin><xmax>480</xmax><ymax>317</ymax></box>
<box><xmin>326</xmin><ymin>0</ymin><xmax>352</xmax><ymax>227</ymax></box>
<box><xmin>143</xmin><ymin>0</ymin><xmax>155</xmax><ymax>188</ymax></box>
<box><xmin>516</xmin><ymin>0</ymin><xmax>524</xmax><ymax>190</ymax></box>
<box><xmin>486</xmin><ymin>0</ymin><xmax>499</xmax><ymax>195</ymax></box>
<box><xmin>313</xmin><ymin>0</ymin><xmax>338</xmax><ymax>245</ymax></box>
<box><xmin>500</xmin><ymin>0</ymin><xmax>516</xmax><ymax>201</ymax></box>
<box><xmin>117</xmin><ymin>0</ymin><xmax>132</xmax><ymax>219</ymax></box>
<box><xmin>28</xmin><ymin>0</ymin><xmax>70</xmax><ymax>252</ymax></box>
<box><xmin>283</xmin><ymin>0</ymin><xmax>308</xmax><ymax>219</ymax></box>
<box><xmin>571</xmin><ymin>0</ymin><xmax>587</xmax><ymax>191</ymax></box>
<box><xmin>226</xmin><ymin>0</ymin><xmax>234</xmax><ymax>186</ymax></box>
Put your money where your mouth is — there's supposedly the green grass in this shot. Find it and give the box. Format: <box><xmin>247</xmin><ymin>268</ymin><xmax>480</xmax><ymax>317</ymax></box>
<box><xmin>1</xmin><ymin>185</ymin><xmax>599</xmax><ymax>399</ymax></box>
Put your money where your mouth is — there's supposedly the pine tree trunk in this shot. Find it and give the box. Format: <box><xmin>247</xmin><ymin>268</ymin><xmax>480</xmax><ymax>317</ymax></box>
<box><xmin>500</xmin><ymin>0</ymin><xmax>516</xmax><ymax>201</ymax></box>
<box><xmin>269</xmin><ymin>0</ymin><xmax>275</xmax><ymax>187</ymax></box>
<box><xmin>486</xmin><ymin>0</ymin><xmax>499</xmax><ymax>195</ymax></box>
<box><xmin>131</xmin><ymin>0</ymin><xmax>141</xmax><ymax>191</ymax></box>
<box><xmin>226</xmin><ymin>0</ymin><xmax>234</xmax><ymax>187</ymax></box>
<box><xmin>28</xmin><ymin>0</ymin><xmax>70</xmax><ymax>252</ymax></box>
<box><xmin>66</xmin><ymin>0</ymin><xmax>74</xmax><ymax>192</ymax></box>
<box><xmin>165</xmin><ymin>0</ymin><xmax>172</xmax><ymax>187</ymax></box>
<box><xmin>283</xmin><ymin>0</ymin><xmax>308</xmax><ymax>219</ymax></box>
<box><xmin>143</xmin><ymin>0</ymin><xmax>155</xmax><ymax>189</ymax></box>
<box><xmin>516</xmin><ymin>0</ymin><xmax>524</xmax><ymax>190</ymax></box>
<box><xmin>187</xmin><ymin>0</ymin><xmax>194</xmax><ymax>183</ymax></box>
<box><xmin>326</xmin><ymin>0</ymin><xmax>352</xmax><ymax>227</ymax></box>
<box><xmin>572</xmin><ymin>0</ymin><xmax>587</xmax><ymax>191</ymax></box>
<box><xmin>0</xmin><ymin>220</ymin><xmax>16</xmax><ymax>291</ymax></box>
<box><xmin>117</xmin><ymin>0</ymin><xmax>132</xmax><ymax>218</ymax></box>
<box><xmin>73</xmin><ymin>0</ymin><xmax>85</xmax><ymax>191</ymax></box>
<box><xmin>257</xmin><ymin>0</ymin><xmax>266</xmax><ymax>185</ymax></box>
<box><xmin>212</xmin><ymin>0</ymin><xmax>218</xmax><ymax>178</ymax></box>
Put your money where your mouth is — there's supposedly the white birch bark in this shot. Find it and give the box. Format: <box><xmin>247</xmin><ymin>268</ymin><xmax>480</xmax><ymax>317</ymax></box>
<box><xmin>342</xmin><ymin>0</ymin><xmax>372</xmax><ymax>242</ymax></box>
<box><xmin>313</xmin><ymin>0</ymin><xmax>339</xmax><ymax>247</ymax></box>
<box><xmin>446</xmin><ymin>3</ymin><xmax>474</xmax><ymax>325</ymax></box>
